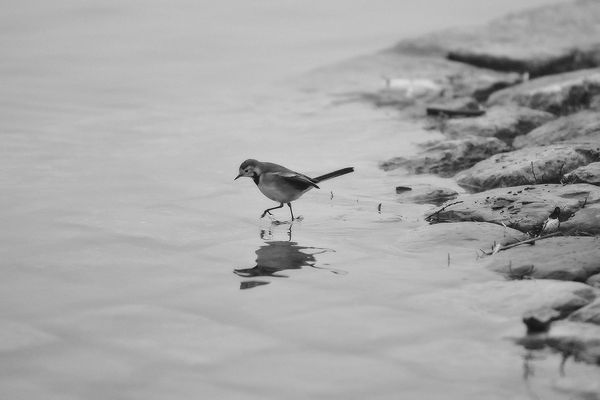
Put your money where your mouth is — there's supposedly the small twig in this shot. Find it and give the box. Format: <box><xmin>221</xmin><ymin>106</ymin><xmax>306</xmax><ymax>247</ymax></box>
<box><xmin>447</xmin><ymin>253</ymin><xmax>450</xmax><ymax>267</ymax></box>
<box><xmin>530</xmin><ymin>161</ymin><xmax>538</xmax><ymax>183</ymax></box>
<box><xmin>425</xmin><ymin>201</ymin><xmax>464</xmax><ymax>222</ymax></box>
<box><xmin>582</xmin><ymin>196</ymin><xmax>588</xmax><ymax>209</ymax></box>
<box><xmin>377</xmin><ymin>203</ymin><xmax>382</xmax><ymax>213</ymax></box>
<box><xmin>497</xmin><ymin>232</ymin><xmax>561</xmax><ymax>252</ymax></box>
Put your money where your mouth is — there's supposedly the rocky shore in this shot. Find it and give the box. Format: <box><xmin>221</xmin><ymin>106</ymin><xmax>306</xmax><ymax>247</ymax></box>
<box><xmin>326</xmin><ymin>0</ymin><xmax>600</xmax><ymax>377</ymax></box>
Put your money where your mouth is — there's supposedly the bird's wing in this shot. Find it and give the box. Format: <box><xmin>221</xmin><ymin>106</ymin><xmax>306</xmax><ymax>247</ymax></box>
<box><xmin>270</xmin><ymin>171</ymin><xmax>320</xmax><ymax>189</ymax></box>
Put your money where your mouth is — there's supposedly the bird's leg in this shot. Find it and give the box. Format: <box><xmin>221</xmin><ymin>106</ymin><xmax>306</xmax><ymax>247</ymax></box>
<box><xmin>287</xmin><ymin>203</ymin><xmax>294</xmax><ymax>221</ymax></box>
<box><xmin>261</xmin><ymin>203</ymin><xmax>284</xmax><ymax>218</ymax></box>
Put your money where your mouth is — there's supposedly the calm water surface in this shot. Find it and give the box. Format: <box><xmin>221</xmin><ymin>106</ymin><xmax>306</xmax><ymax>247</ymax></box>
<box><xmin>2</xmin><ymin>1</ymin><xmax>591</xmax><ymax>399</ymax></box>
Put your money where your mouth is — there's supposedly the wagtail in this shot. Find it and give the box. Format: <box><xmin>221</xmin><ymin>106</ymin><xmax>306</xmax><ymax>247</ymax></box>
<box><xmin>540</xmin><ymin>206</ymin><xmax>561</xmax><ymax>235</ymax></box>
<box><xmin>235</xmin><ymin>159</ymin><xmax>354</xmax><ymax>220</ymax></box>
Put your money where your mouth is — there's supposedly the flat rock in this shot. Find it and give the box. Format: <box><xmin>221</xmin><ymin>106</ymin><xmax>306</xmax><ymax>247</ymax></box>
<box><xmin>487</xmin><ymin>68</ymin><xmax>600</xmax><ymax>115</ymax></box>
<box><xmin>513</xmin><ymin>110</ymin><xmax>600</xmax><ymax>148</ymax></box>
<box><xmin>395</xmin><ymin>184</ymin><xmax>458</xmax><ymax>205</ymax></box>
<box><xmin>563</xmin><ymin>161</ymin><xmax>600</xmax><ymax>186</ymax></box>
<box><xmin>402</xmin><ymin>221</ymin><xmax>527</xmax><ymax>252</ymax></box>
<box><xmin>440</xmin><ymin>105</ymin><xmax>555</xmax><ymax>143</ymax></box>
<box><xmin>486</xmin><ymin>237</ymin><xmax>600</xmax><ymax>282</ymax></box>
<box><xmin>587</xmin><ymin>273</ymin><xmax>600</xmax><ymax>288</ymax></box>
<box><xmin>380</xmin><ymin>136</ymin><xmax>509</xmax><ymax>177</ymax></box>
<box><xmin>455</xmin><ymin>142</ymin><xmax>600</xmax><ymax>192</ymax></box>
<box><xmin>570</xmin><ymin>298</ymin><xmax>600</xmax><ymax>325</ymax></box>
<box><xmin>393</xmin><ymin>1</ymin><xmax>600</xmax><ymax>78</ymax></box>
<box><xmin>426</xmin><ymin>183</ymin><xmax>600</xmax><ymax>234</ymax></box>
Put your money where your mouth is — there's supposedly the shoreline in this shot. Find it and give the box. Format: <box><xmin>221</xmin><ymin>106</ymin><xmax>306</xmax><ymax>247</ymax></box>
<box><xmin>318</xmin><ymin>0</ymin><xmax>600</xmax><ymax>376</ymax></box>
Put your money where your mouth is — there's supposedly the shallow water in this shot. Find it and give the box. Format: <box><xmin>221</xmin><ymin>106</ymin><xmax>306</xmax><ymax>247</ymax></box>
<box><xmin>2</xmin><ymin>1</ymin><xmax>597</xmax><ymax>399</ymax></box>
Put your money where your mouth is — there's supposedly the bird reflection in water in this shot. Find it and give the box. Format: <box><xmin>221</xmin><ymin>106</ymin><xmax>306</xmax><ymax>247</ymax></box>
<box><xmin>234</xmin><ymin>222</ymin><xmax>343</xmax><ymax>289</ymax></box>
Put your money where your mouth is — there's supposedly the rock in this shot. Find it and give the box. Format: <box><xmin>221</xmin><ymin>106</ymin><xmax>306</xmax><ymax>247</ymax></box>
<box><xmin>486</xmin><ymin>237</ymin><xmax>600</xmax><ymax>282</ymax></box>
<box><xmin>455</xmin><ymin>142</ymin><xmax>600</xmax><ymax>192</ymax></box>
<box><xmin>395</xmin><ymin>184</ymin><xmax>458</xmax><ymax>205</ymax></box>
<box><xmin>401</xmin><ymin>221</ymin><xmax>527</xmax><ymax>252</ymax></box>
<box><xmin>563</xmin><ymin>162</ymin><xmax>600</xmax><ymax>186</ymax></box>
<box><xmin>513</xmin><ymin>110</ymin><xmax>600</xmax><ymax>149</ymax></box>
<box><xmin>380</xmin><ymin>136</ymin><xmax>509</xmax><ymax>177</ymax></box>
<box><xmin>440</xmin><ymin>106</ymin><xmax>555</xmax><ymax>143</ymax></box>
<box><xmin>426</xmin><ymin>183</ymin><xmax>600</xmax><ymax>234</ymax></box>
<box><xmin>587</xmin><ymin>273</ymin><xmax>600</xmax><ymax>288</ymax></box>
<box><xmin>488</xmin><ymin>68</ymin><xmax>600</xmax><ymax>115</ymax></box>
<box><xmin>570</xmin><ymin>298</ymin><xmax>600</xmax><ymax>325</ymax></box>
<box><xmin>393</xmin><ymin>1</ymin><xmax>600</xmax><ymax>78</ymax></box>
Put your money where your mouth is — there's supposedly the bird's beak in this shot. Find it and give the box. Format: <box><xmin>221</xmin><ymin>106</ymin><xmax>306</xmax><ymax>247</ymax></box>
<box><xmin>234</xmin><ymin>174</ymin><xmax>242</xmax><ymax>180</ymax></box>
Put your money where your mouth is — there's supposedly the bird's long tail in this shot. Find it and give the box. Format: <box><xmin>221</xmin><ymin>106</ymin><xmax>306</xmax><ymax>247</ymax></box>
<box><xmin>313</xmin><ymin>167</ymin><xmax>354</xmax><ymax>183</ymax></box>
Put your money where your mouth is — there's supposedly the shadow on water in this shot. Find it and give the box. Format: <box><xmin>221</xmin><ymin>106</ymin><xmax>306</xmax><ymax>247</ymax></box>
<box><xmin>234</xmin><ymin>221</ymin><xmax>342</xmax><ymax>289</ymax></box>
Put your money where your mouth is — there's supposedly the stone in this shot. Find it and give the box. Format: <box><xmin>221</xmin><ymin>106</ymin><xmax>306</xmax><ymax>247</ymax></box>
<box><xmin>455</xmin><ymin>142</ymin><xmax>600</xmax><ymax>192</ymax></box>
<box><xmin>392</xmin><ymin>1</ymin><xmax>600</xmax><ymax>78</ymax></box>
<box><xmin>513</xmin><ymin>110</ymin><xmax>600</xmax><ymax>149</ymax></box>
<box><xmin>380</xmin><ymin>136</ymin><xmax>509</xmax><ymax>177</ymax></box>
<box><xmin>395</xmin><ymin>184</ymin><xmax>458</xmax><ymax>205</ymax></box>
<box><xmin>586</xmin><ymin>273</ymin><xmax>600</xmax><ymax>288</ymax></box>
<box><xmin>440</xmin><ymin>106</ymin><xmax>555</xmax><ymax>143</ymax></box>
<box><xmin>570</xmin><ymin>298</ymin><xmax>600</xmax><ymax>325</ymax></box>
<box><xmin>563</xmin><ymin>162</ymin><xmax>600</xmax><ymax>186</ymax></box>
<box><xmin>426</xmin><ymin>183</ymin><xmax>600</xmax><ymax>234</ymax></box>
<box><xmin>487</xmin><ymin>68</ymin><xmax>600</xmax><ymax>115</ymax></box>
<box><xmin>486</xmin><ymin>237</ymin><xmax>600</xmax><ymax>282</ymax></box>
<box><xmin>400</xmin><ymin>221</ymin><xmax>527</xmax><ymax>254</ymax></box>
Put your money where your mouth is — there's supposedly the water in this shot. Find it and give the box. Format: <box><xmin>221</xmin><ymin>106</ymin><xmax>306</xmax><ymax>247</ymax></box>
<box><xmin>2</xmin><ymin>1</ymin><xmax>596</xmax><ymax>399</ymax></box>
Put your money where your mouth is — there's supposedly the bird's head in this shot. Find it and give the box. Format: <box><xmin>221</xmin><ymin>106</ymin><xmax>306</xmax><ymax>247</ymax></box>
<box><xmin>235</xmin><ymin>159</ymin><xmax>260</xmax><ymax>180</ymax></box>
<box><xmin>550</xmin><ymin>206</ymin><xmax>561</xmax><ymax>219</ymax></box>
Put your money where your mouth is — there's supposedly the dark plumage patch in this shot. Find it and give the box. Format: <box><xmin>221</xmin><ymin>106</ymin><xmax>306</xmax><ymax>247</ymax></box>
<box><xmin>252</xmin><ymin>172</ymin><xmax>260</xmax><ymax>185</ymax></box>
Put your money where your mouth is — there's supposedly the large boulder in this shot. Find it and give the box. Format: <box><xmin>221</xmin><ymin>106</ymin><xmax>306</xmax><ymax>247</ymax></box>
<box><xmin>485</xmin><ymin>237</ymin><xmax>600</xmax><ymax>282</ymax></box>
<box><xmin>455</xmin><ymin>142</ymin><xmax>600</xmax><ymax>192</ymax></box>
<box><xmin>393</xmin><ymin>0</ymin><xmax>600</xmax><ymax>78</ymax></box>
<box><xmin>513</xmin><ymin>110</ymin><xmax>600</xmax><ymax>149</ymax></box>
<box><xmin>380</xmin><ymin>136</ymin><xmax>509</xmax><ymax>177</ymax></box>
<box><xmin>487</xmin><ymin>68</ymin><xmax>600</xmax><ymax>115</ymax></box>
<box><xmin>426</xmin><ymin>183</ymin><xmax>600</xmax><ymax>234</ymax></box>
<box><xmin>563</xmin><ymin>161</ymin><xmax>600</xmax><ymax>186</ymax></box>
<box><xmin>440</xmin><ymin>106</ymin><xmax>555</xmax><ymax>143</ymax></box>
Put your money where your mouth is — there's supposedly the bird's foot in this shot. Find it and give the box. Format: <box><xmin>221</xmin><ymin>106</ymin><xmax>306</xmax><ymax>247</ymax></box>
<box><xmin>260</xmin><ymin>210</ymin><xmax>273</xmax><ymax>218</ymax></box>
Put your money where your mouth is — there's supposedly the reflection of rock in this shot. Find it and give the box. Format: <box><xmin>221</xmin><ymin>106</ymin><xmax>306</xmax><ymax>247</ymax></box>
<box><xmin>381</xmin><ymin>136</ymin><xmax>509</xmax><ymax>177</ymax></box>
<box><xmin>395</xmin><ymin>184</ymin><xmax>458</xmax><ymax>205</ymax></box>
<box><xmin>455</xmin><ymin>143</ymin><xmax>600</xmax><ymax>192</ymax></box>
<box><xmin>516</xmin><ymin>321</ymin><xmax>600</xmax><ymax>369</ymax></box>
<box><xmin>426</xmin><ymin>183</ymin><xmax>600</xmax><ymax>234</ymax></box>
<box><xmin>513</xmin><ymin>110</ymin><xmax>600</xmax><ymax>148</ymax></box>
<box><xmin>440</xmin><ymin>106</ymin><xmax>554</xmax><ymax>144</ymax></box>
<box><xmin>486</xmin><ymin>237</ymin><xmax>600</xmax><ymax>282</ymax></box>
<box><xmin>488</xmin><ymin>68</ymin><xmax>600</xmax><ymax>115</ymax></box>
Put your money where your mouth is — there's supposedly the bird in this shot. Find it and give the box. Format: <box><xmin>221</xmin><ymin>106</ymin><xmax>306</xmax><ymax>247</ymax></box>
<box><xmin>540</xmin><ymin>206</ymin><xmax>561</xmax><ymax>235</ymax></box>
<box><xmin>234</xmin><ymin>159</ymin><xmax>354</xmax><ymax>220</ymax></box>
